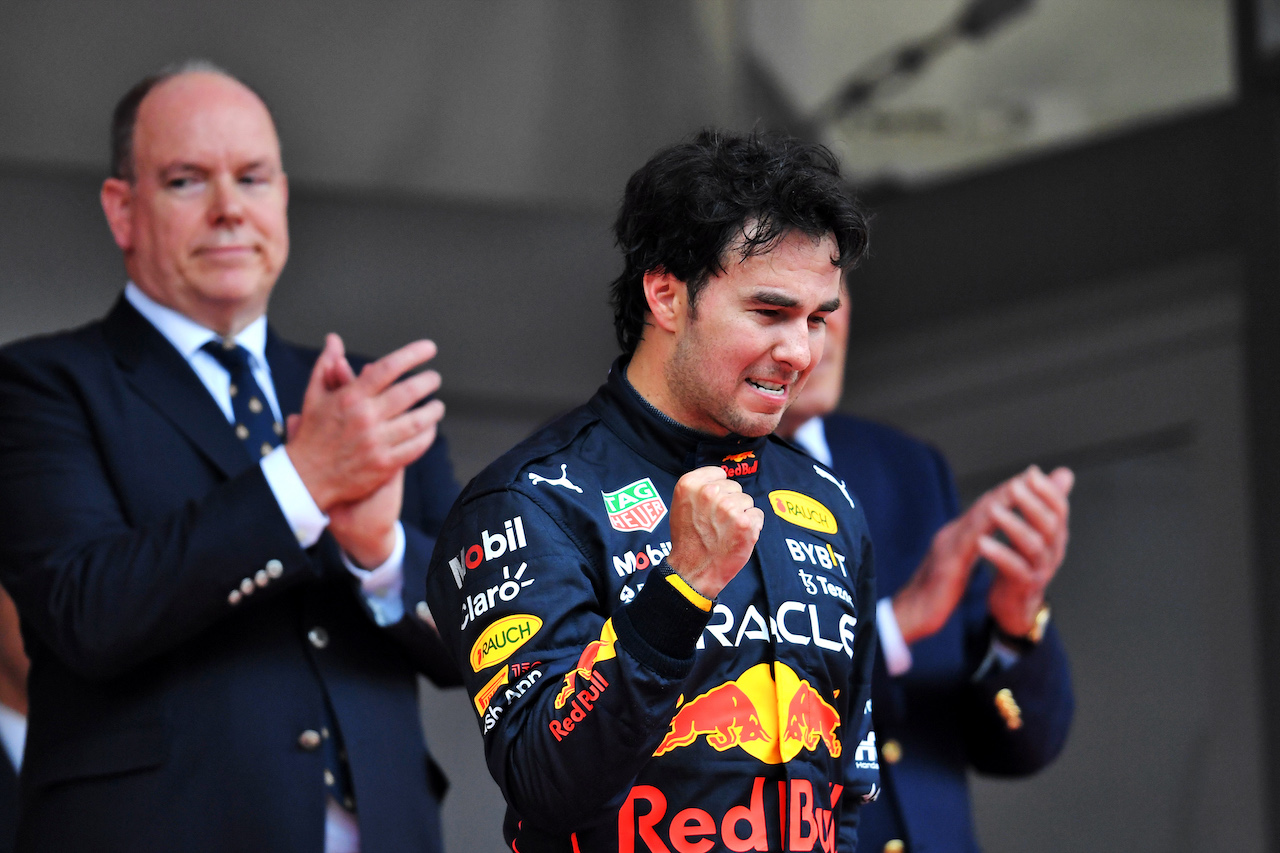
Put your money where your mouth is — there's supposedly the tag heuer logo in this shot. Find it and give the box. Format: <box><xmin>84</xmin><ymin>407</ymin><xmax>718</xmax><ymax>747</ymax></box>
<box><xmin>603</xmin><ymin>477</ymin><xmax>668</xmax><ymax>532</ymax></box>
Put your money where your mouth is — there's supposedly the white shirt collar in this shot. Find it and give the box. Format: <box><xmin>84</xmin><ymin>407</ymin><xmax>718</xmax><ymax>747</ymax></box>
<box><xmin>124</xmin><ymin>282</ymin><xmax>269</xmax><ymax>368</ymax></box>
<box><xmin>790</xmin><ymin>415</ymin><xmax>833</xmax><ymax>467</ymax></box>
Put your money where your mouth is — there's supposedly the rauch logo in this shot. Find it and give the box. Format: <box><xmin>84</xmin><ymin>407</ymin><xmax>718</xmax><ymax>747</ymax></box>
<box><xmin>469</xmin><ymin>614</ymin><xmax>541</xmax><ymax>672</ymax></box>
<box><xmin>769</xmin><ymin>491</ymin><xmax>837</xmax><ymax>534</ymax></box>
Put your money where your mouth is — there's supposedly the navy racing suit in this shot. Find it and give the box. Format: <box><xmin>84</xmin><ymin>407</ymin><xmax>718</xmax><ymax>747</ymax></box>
<box><xmin>426</xmin><ymin>360</ymin><xmax>879</xmax><ymax>852</ymax></box>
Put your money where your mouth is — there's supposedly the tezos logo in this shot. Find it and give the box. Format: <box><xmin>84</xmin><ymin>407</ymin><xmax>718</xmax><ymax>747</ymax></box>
<box><xmin>448</xmin><ymin>516</ymin><xmax>528</xmax><ymax>588</ymax></box>
<box><xmin>769</xmin><ymin>490</ymin><xmax>837</xmax><ymax>534</ymax></box>
<box><xmin>469</xmin><ymin>614</ymin><xmax>541</xmax><ymax>672</ymax></box>
<box><xmin>603</xmin><ymin>478</ymin><xmax>668</xmax><ymax>533</ymax></box>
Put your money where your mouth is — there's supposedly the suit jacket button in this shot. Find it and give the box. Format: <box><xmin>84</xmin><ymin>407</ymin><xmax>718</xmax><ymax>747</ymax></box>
<box><xmin>298</xmin><ymin>729</ymin><xmax>322</xmax><ymax>751</ymax></box>
<box><xmin>266</xmin><ymin>559</ymin><xmax>284</xmax><ymax>578</ymax></box>
<box><xmin>308</xmin><ymin>627</ymin><xmax>330</xmax><ymax>649</ymax></box>
<box><xmin>884</xmin><ymin>841</ymin><xmax>905</xmax><ymax>853</ymax></box>
<box><xmin>881</xmin><ymin>739</ymin><xmax>903</xmax><ymax>764</ymax></box>
<box><xmin>239</xmin><ymin>578</ymin><xmax>255</xmax><ymax>595</ymax></box>
<box><xmin>254</xmin><ymin>569</ymin><xmax>269</xmax><ymax>588</ymax></box>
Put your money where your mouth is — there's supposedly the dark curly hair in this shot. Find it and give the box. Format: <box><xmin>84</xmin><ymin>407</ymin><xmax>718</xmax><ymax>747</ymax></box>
<box><xmin>609</xmin><ymin>128</ymin><xmax>869</xmax><ymax>354</ymax></box>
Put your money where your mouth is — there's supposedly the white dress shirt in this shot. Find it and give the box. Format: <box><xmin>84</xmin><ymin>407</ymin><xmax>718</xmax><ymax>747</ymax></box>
<box><xmin>124</xmin><ymin>283</ymin><xmax>407</xmax><ymax>623</ymax></box>
<box><xmin>0</xmin><ymin>703</ymin><xmax>25</xmax><ymax>772</ymax></box>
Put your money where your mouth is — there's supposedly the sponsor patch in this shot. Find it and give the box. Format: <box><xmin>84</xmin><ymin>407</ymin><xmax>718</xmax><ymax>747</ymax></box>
<box><xmin>481</xmin><ymin>662</ymin><xmax>543</xmax><ymax>734</ymax></box>
<box><xmin>619</xmin><ymin>776</ymin><xmax>845</xmax><ymax>853</ymax></box>
<box><xmin>786</xmin><ymin>537</ymin><xmax>848</xmax><ymax>577</ymax></box>
<box><xmin>470</xmin><ymin>614</ymin><xmax>541</xmax><ymax>672</ymax></box>
<box><xmin>474</xmin><ymin>667</ymin><xmax>509</xmax><ymax>716</ymax></box>
<box><xmin>721</xmin><ymin>450</ymin><xmax>759</xmax><ymax>478</ymax></box>
<box><xmin>603</xmin><ymin>478</ymin><xmax>668</xmax><ymax>533</ymax></box>
<box><xmin>652</xmin><ymin>661</ymin><xmax>841</xmax><ymax>764</ymax></box>
<box><xmin>696</xmin><ymin>601</ymin><xmax>858</xmax><ymax>658</ymax></box>
<box><xmin>554</xmin><ymin>620</ymin><xmax>618</xmax><ymax>709</ymax></box>
<box><xmin>448</xmin><ymin>516</ymin><xmax>528</xmax><ymax>588</ymax></box>
<box><xmin>769</xmin><ymin>490</ymin><xmax>837</xmax><ymax>534</ymax></box>
<box><xmin>612</xmin><ymin>540</ymin><xmax>671</xmax><ymax>577</ymax></box>
<box><xmin>460</xmin><ymin>562</ymin><xmax>534</xmax><ymax>630</ymax></box>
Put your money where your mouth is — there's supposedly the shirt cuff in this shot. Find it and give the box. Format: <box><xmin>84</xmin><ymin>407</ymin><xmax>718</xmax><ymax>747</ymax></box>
<box><xmin>877</xmin><ymin>597</ymin><xmax>913</xmax><ymax>677</ymax></box>
<box><xmin>262</xmin><ymin>447</ymin><xmax>328</xmax><ymax>547</ymax></box>
<box><xmin>340</xmin><ymin>522</ymin><xmax>406</xmax><ymax>626</ymax></box>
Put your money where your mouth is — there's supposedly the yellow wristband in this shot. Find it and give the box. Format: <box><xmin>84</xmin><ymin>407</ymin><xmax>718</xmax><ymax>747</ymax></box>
<box><xmin>663</xmin><ymin>570</ymin><xmax>713</xmax><ymax>612</ymax></box>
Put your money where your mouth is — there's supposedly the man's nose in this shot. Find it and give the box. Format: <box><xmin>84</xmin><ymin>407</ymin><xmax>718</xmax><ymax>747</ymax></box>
<box><xmin>208</xmin><ymin>175</ymin><xmax>245</xmax><ymax>224</ymax></box>
<box><xmin>774</xmin><ymin>321</ymin><xmax>815</xmax><ymax>371</ymax></box>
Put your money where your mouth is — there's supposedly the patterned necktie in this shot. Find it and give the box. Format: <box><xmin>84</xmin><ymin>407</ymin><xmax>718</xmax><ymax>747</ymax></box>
<box><xmin>201</xmin><ymin>339</ymin><xmax>284</xmax><ymax>459</ymax></box>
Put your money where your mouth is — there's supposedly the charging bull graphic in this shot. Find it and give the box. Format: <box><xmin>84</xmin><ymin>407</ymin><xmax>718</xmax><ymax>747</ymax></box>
<box><xmin>554</xmin><ymin>619</ymin><xmax>618</xmax><ymax>709</ymax></box>
<box><xmin>654</xmin><ymin>682</ymin><xmax>770</xmax><ymax>755</ymax></box>
<box><xmin>785</xmin><ymin>682</ymin><xmax>842</xmax><ymax>758</ymax></box>
<box><xmin>654</xmin><ymin>662</ymin><xmax>842</xmax><ymax>763</ymax></box>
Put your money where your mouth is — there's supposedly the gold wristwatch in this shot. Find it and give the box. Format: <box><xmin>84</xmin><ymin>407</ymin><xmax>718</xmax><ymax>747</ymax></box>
<box><xmin>996</xmin><ymin>602</ymin><xmax>1050</xmax><ymax>648</ymax></box>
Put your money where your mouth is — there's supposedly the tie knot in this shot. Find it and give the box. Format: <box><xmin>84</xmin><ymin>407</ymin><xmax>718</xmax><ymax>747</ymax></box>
<box><xmin>202</xmin><ymin>339</ymin><xmax>253</xmax><ymax>375</ymax></box>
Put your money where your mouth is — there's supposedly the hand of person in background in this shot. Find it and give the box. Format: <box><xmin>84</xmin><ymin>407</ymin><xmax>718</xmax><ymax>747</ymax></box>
<box><xmin>893</xmin><ymin>465</ymin><xmax>1073</xmax><ymax>645</ymax></box>
<box><xmin>286</xmin><ymin>333</ymin><xmax>444</xmax><ymax>567</ymax></box>
<box><xmin>0</xmin><ymin>588</ymin><xmax>27</xmax><ymax>718</ymax></box>
<box><xmin>666</xmin><ymin>466</ymin><xmax>764</xmax><ymax>599</ymax></box>
<box><xmin>982</xmin><ymin>465</ymin><xmax>1073</xmax><ymax>637</ymax></box>
<box><xmin>286</xmin><ymin>333</ymin><xmax>443</xmax><ymax>511</ymax></box>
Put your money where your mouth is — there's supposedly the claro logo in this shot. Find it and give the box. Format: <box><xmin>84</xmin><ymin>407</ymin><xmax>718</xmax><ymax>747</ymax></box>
<box><xmin>469</xmin><ymin>614</ymin><xmax>541</xmax><ymax>672</ymax></box>
<box><xmin>769</xmin><ymin>490</ymin><xmax>837</xmax><ymax>534</ymax></box>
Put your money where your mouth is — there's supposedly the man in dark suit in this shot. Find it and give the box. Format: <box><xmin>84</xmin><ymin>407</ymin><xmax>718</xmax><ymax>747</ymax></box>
<box><xmin>0</xmin><ymin>63</ymin><xmax>460</xmax><ymax>853</ymax></box>
<box><xmin>778</xmin><ymin>300</ymin><xmax>1075</xmax><ymax>853</ymax></box>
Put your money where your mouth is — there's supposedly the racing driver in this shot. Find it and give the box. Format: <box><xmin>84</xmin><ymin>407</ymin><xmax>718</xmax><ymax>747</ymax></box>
<box><xmin>427</xmin><ymin>129</ymin><xmax>878</xmax><ymax>852</ymax></box>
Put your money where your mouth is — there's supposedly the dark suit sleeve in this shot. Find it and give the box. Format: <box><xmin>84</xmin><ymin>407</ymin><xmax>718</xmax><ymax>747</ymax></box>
<box><xmin>380</xmin><ymin>431</ymin><xmax>464</xmax><ymax>686</ymax></box>
<box><xmin>0</xmin><ymin>347</ymin><xmax>318</xmax><ymax>682</ymax></box>
<box><xmin>936</xmin><ymin>445</ymin><xmax>1075</xmax><ymax>777</ymax></box>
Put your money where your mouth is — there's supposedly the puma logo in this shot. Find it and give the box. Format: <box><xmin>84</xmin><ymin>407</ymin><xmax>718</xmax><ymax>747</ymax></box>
<box><xmin>813</xmin><ymin>465</ymin><xmax>855</xmax><ymax>510</ymax></box>
<box><xmin>528</xmin><ymin>463</ymin><xmax>583</xmax><ymax>493</ymax></box>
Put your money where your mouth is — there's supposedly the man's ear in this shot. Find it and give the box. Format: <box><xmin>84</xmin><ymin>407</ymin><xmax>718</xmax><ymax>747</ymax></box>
<box><xmin>642</xmin><ymin>269</ymin><xmax>687</xmax><ymax>334</ymax></box>
<box><xmin>100</xmin><ymin>178</ymin><xmax>134</xmax><ymax>252</ymax></box>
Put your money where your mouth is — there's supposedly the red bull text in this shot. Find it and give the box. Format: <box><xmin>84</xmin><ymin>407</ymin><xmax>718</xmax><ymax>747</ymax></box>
<box><xmin>618</xmin><ymin>776</ymin><xmax>846</xmax><ymax>853</ymax></box>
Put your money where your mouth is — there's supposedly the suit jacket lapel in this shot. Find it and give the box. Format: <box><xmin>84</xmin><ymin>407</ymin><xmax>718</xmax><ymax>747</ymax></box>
<box><xmin>102</xmin><ymin>297</ymin><xmax>254</xmax><ymax>480</ymax></box>
<box><xmin>264</xmin><ymin>330</ymin><xmax>310</xmax><ymax>419</ymax></box>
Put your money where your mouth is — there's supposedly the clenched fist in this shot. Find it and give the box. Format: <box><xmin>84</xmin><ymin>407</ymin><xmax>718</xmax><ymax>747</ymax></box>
<box><xmin>665</xmin><ymin>467</ymin><xmax>764</xmax><ymax>599</ymax></box>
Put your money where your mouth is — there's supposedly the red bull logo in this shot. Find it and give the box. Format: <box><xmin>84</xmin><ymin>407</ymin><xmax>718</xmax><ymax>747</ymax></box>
<box><xmin>654</xmin><ymin>683</ymin><xmax>770</xmax><ymax>756</ymax></box>
<box><xmin>721</xmin><ymin>451</ymin><xmax>759</xmax><ymax>478</ymax></box>
<box><xmin>784</xmin><ymin>683</ymin><xmax>842</xmax><ymax>758</ymax></box>
<box><xmin>653</xmin><ymin>662</ymin><xmax>841</xmax><ymax>764</ymax></box>
<box><xmin>618</xmin><ymin>776</ymin><xmax>846</xmax><ymax>853</ymax></box>
<box><xmin>553</xmin><ymin>620</ymin><xmax>618</xmax><ymax>710</ymax></box>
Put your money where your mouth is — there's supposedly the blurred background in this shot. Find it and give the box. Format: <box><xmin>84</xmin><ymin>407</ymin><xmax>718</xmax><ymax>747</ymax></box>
<box><xmin>1</xmin><ymin>0</ymin><xmax>1277</xmax><ymax>850</ymax></box>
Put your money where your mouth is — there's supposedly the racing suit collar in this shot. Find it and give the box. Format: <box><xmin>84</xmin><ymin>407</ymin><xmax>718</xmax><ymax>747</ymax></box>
<box><xmin>590</xmin><ymin>356</ymin><xmax>768</xmax><ymax>477</ymax></box>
